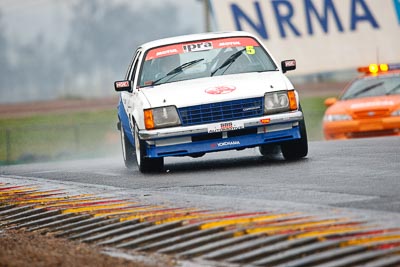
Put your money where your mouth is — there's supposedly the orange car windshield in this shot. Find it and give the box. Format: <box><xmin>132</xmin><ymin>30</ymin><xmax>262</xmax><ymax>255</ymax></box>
<box><xmin>341</xmin><ymin>75</ymin><xmax>400</xmax><ymax>100</ymax></box>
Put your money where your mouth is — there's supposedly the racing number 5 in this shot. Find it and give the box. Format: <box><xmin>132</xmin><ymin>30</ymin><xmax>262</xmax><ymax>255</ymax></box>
<box><xmin>246</xmin><ymin>46</ymin><xmax>255</xmax><ymax>55</ymax></box>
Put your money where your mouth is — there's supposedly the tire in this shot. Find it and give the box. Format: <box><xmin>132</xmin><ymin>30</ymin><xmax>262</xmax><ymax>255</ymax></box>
<box><xmin>120</xmin><ymin>122</ymin><xmax>135</xmax><ymax>169</ymax></box>
<box><xmin>259</xmin><ymin>144</ymin><xmax>281</xmax><ymax>158</ymax></box>
<box><xmin>281</xmin><ymin>116</ymin><xmax>308</xmax><ymax>160</ymax></box>
<box><xmin>134</xmin><ymin>123</ymin><xmax>164</xmax><ymax>173</ymax></box>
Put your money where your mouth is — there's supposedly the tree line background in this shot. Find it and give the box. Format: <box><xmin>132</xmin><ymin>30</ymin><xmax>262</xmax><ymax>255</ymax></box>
<box><xmin>0</xmin><ymin>0</ymin><xmax>199</xmax><ymax>103</ymax></box>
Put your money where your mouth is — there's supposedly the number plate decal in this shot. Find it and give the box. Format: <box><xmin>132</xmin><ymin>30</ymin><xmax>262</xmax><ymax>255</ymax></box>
<box><xmin>208</xmin><ymin>121</ymin><xmax>244</xmax><ymax>133</ymax></box>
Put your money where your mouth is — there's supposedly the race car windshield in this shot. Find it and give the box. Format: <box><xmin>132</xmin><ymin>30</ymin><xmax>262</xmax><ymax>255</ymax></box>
<box><xmin>341</xmin><ymin>75</ymin><xmax>400</xmax><ymax>100</ymax></box>
<box><xmin>139</xmin><ymin>37</ymin><xmax>277</xmax><ymax>87</ymax></box>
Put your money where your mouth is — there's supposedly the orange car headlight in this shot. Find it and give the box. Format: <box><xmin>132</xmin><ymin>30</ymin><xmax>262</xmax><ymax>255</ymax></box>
<box><xmin>391</xmin><ymin>110</ymin><xmax>400</xmax><ymax>116</ymax></box>
<box><xmin>323</xmin><ymin>114</ymin><xmax>352</xmax><ymax>122</ymax></box>
<box><xmin>144</xmin><ymin>109</ymin><xmax>155</xmax><ymax>129</ymax></box>
<box><xmin>144</xmin><ymin>106</ymin><xmax>181</xmax><ymax>130</ymax></box>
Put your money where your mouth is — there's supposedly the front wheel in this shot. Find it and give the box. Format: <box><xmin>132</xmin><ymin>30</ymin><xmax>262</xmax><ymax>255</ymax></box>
<box><xmin>134</xmin><ymin>123</ymin><xmax>164</xmax><ymax>173</ymax></box>
<box><xmin>120</xmin><ymin>122</ymin><xmax>135</xmax><ymax>168</ymax></box>
<box><xmin>281</xmin><ymin>117</ymin><xmax>308</xmax><ymax>160</ymax></box>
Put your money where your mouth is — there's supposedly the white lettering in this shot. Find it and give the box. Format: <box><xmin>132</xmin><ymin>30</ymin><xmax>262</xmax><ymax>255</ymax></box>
<box><xmin>156</xmin><ymin>49</ymin><xmax>178</xmax><ymax>56</ymax></box>
<box><xmin>217</xmin><ymin>141</ymin><xmax>241</xmax><ymax>147</ymax></box>
<box><xmin>208</xmin><ymin>126</ymin><xmax>244</xmax><ymax>133</ymax></box>
<box><xmin>219</xmin><ymin>41</ymin><xmax>241</xmax><ymax>47</ymax></box>
<box><xmin>351</xmin><ymin>101</ymin><xmax>394</xmax><ymax>109</ymax></box>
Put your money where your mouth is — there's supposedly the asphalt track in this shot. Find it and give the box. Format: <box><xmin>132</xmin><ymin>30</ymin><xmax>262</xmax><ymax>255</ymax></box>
<box><xmin>1</xmin><ymin>137</ymin><xmax>400</xmax><ymax>266</ymax></box>
<box><xmin>1</xmin><ymin>137</ymin><xmax>399</xmax><ymax>214</ymax></box>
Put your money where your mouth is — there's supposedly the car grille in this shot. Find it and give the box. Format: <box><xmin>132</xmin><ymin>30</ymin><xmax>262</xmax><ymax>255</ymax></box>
<box><xmin>353</xmin><ymin>109</ymin><xmax>390</xmax><ymax>119</ymax></box>
<box><xmin>178</xmin><ymin>97</ymin><xmax>264</xmax><ymax>126</ymax></box>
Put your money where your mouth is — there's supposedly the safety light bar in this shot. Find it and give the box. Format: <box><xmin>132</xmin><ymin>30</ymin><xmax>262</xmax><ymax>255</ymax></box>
<box><xmin>358</xmin><ymin>63</ymin><xmax>400</xmax><ymax>74</ymax></box>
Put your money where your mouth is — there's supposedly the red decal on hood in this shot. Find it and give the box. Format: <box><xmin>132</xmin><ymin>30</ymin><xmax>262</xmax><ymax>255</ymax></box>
<box><xmin>205</xmin><ymin>85</ymin><xmax>236</xmax><ymax>95</ymax></box>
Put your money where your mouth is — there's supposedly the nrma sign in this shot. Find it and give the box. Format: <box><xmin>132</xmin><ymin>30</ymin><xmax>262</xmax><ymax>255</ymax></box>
<box><xmin>210</xmin><ymin>0</ymin><xmax>400</xmax><ymax>74</ymax></box>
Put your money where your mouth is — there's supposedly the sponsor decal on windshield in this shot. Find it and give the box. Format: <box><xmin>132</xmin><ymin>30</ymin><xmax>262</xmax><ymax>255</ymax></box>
<box><xmin>146</xmin><ymin>47</ymin><xmax>183</xmax><ymax>60</ymax></box>
<box><xmin>146</xmin><ymin>37</ymin><xmax>259</xmax><ymax>60</ymax></box>
<box><xmin>183</xmin><ymin>42</ymin><xmax>213</xmax><ymax>53</ymax></box>
<box><xmin>156</xmin><ymin>49</ymin><xmax>179</xmax><ymax>57</ymax></box>
<box><xmin>219</xmin><ymin>41</ymin><xmax>241</xmax><ymax>46</ymax></box>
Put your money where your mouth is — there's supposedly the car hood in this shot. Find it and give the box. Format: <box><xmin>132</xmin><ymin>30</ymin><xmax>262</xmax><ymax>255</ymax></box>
<box><xmin>140</xmin><ymin>72</ymin><xmax>293</xmax><ymax>108</ymax></box>
<box><xmin>326</xmin><ymin>95</ymin><xmax>400</xmax><ymax>116</ymax></box>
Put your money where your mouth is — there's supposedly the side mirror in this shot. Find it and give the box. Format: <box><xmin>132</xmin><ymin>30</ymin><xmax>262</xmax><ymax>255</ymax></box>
<box><xmin>281</xmin><ymin>59</ymin><xmax>296</xmax><ymax>73</ymax></box>
<box><xmin>114</xmin><ymin>80</ymin><xmax>132</xmax><ymax>92</ymax></box>
<box><xmin>324</xmin><ymin>97</ymin><xmax>337</xmax><ymax>107</ymax></box>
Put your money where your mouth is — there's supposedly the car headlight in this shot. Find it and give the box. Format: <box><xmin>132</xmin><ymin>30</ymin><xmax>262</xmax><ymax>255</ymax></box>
<box><xmin>264</xmin><ymin>90</ymin><xmax>297</xmax><ymax>115</ymax></box>
<box><xmin>323</xmin><ymin>114</ymin><xmax>352</xmax><ymax>122</ymax></box>
<box><xmin>144</xmin><ymin>106</ymin><xmax>181</xmax><ymax>129</ymax></box>
<box><xmin>391</xmin><ymin>110</ymin><xmax>400</xmax><ymax>116</ymax></box>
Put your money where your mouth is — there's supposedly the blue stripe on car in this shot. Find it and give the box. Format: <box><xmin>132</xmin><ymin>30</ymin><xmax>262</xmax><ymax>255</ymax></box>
<box><xmin>145</xmin><ymin>126</ymin><xmax>300</xmax><ymax>158</ymax></box>
<box><xmin>118</xmin><ymin>98</ymin><xmax>135</xmax><ymax>146</ymax></box>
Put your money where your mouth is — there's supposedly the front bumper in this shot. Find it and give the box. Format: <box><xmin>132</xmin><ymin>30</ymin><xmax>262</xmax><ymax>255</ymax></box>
<box><xmin>140</xmin><ymin>110</ymin><xmax>303</xmax><ymax>140</ymax></box>
<box><xmin>140</xmin><ymin>111</ymin><xmax>303</xmax><ymax>158</ymax></box>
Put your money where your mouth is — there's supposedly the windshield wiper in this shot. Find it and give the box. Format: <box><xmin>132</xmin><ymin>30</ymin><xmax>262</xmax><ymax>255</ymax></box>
<box><xmin>152</xmin><ymin>58</ymin><xmax>204</xmax><ymax>85</ymax></box>
<box><xmin>211</xmin><ymin>48</ymin><xmax>246</xmax><ymax>77</ymax></box>
<box><xmin>343</xmin><ymin>82</ymin><xmax>384</xmax><ymax>99</ymax></box>
<box><xmin>386</xmin><ymin>83</ymin><xmax>400</xmax><ymax>95</ymax></box>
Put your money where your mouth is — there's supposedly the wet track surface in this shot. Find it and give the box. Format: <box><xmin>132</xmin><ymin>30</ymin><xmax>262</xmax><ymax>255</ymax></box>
<box><xmin>1</xmin><ymin>137</ymin><xmax>400</xmax><ymax>266</ymax></box>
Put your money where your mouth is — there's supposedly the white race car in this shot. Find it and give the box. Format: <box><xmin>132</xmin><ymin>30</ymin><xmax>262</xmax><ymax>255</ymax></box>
<box><xmin>115</xmin><ymin>31</ymin><xmax>308</xmax><ymax>173</ymax></box>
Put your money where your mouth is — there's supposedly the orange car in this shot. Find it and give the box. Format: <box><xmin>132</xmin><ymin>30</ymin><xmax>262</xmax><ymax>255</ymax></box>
<box><xmin>323</xmin><ymin>63</ymin><xmax>400</xmax><ymax>140</ymax></box>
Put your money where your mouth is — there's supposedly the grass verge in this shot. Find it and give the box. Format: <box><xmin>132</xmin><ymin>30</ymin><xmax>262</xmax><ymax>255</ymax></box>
<box><xmin>0</xmin><ymin>110</ymin><xmax>119</xmax><ymax>164</ymax></box>
<box><xmin>0</xmin><ymin>97</ymin><xmax>328</xmax><ymax>165</ymax></box>
<box><xmin>301</xmin><ymin>96</ymin><xmax>328</xmax><ymax>141</ymax></box>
